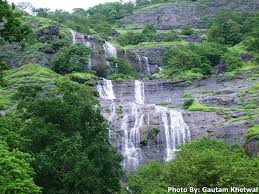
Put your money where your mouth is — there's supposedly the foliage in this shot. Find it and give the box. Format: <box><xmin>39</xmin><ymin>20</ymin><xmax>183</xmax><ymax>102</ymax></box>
<box><xmin>164</xmin><ymin>30</ymin><xmax>179</xmax><ymax>41</ymax></box>
<box><xmin>162</xmin><ymin>42</ymin><xmax>233</xmax><ymax>79</ymax></box>
<box><xmin>116</xmin><ymin>24</ymin><xmax>158</xmax><ymax>46</ymax></box>
<box><xmin>117</xmin><ymin>31</ymin><xmax>148</xmax><ymax>46</ymax></box>
<box><xmin>0</xmin><ymin>61</ymin><xmax>9</xmax><ymax>86</ymax></box>
<box><xmin>245</xmin><ymin>124</ymin><xmax>259</xmax><ymax>142</ymax></box>
<box><xmin>183</xmin><ymin>92</ymin><xmax>194</xmax><ymax>109</ymax></box>
<box><xmin>208</xmin><ymin>12</ymin><xmax>259</xmax><ymax>47</ymax></box>
<box><xmin>12</xmin><ymin>81</ymin><xmax>122</xmax><ymax>193</ymax></box>
<box><xmin>107</xmin><ymin>57</ymin><xmax>139</xmax><ymax>80</ymax></box>
<box><xmin>181</xmin><ymin>26</ymin><xmax>194</xmax><ymax>35</ymax></box>
<box><xmin>53</xmin><ymin>43</ymin><xmax>91</xmax><ymax>75</ymax></box>
<box><xmin>66</xmin><ymin>72</ymin><xmax>96</xmax><ymax>85</ymax></box>
<box><xmin>0</xmin><ymin>0</ymin><xmax>32</xmax><ymax>43</ymax></box>
<box><xmin>0</xmin><ymin>64</ymin><xmax>123</xmax><ymax>193</ymax></box>
<box><xmin>222</xmin><ymin>52</ymin><xmax>242</xmax><ymax>71</ymax></box>
<box><xmin>0</xmin><ymin>140</ymin><xmax>41</xmax><ymax>194</ymax></box>
<box><xmin>128</xmin><ymin>139</ymin><xmax>259</xmax><ymax>194</ymax></box>
<box><xmin>207</xmin><ymin>12</ymin><xmax>243</xmax><ymax>45</ymax></box>
<box><xmin>93</xmin><ymin>23</ymin><xmax>113</xmax><ymax>39</ymax></box>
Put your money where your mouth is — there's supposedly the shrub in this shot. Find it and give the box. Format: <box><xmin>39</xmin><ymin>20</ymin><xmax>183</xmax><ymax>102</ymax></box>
<box><xmin>53</xmin><ymin>43</ymin><xmax>91</xmax><ymax>75</ymax></box>
<box><xmin>222</xmin><ymin>53</ymin><xmax>242</xmax><ymax>71</ymax></box>
<box><xmin>107</xmin><ymin>57</ymin><xmax>138</xmax><ymax>79</ymax></box>
<box><xmin>181</xmin><ymin>26</ymin><xmax>194</xmax><ymax>36</ymax></box>
<box><xmin>207</xmin><ymin>12</ymin><xmax>244</xmax><ymax>45</ymax></box>
<box><xmin>128</xmin><ymin>139</ymin><xmax>259</xmax><ymax>193</ymax></box>
<box><xmin>183</xmin><ymin>92</ymin><xmax>194</xmax><ymax>109</ymax></box>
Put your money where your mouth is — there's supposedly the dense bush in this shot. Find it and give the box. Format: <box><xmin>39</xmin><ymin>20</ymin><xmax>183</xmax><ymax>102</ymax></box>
<box><xmin>0</xmin><ymin>140</ymin><xmax>41</xmax><ymax>194</ymax></box>
<box><xmin>0</xmin><ymin>0</ymin><xmax>32</xmax><ymax>43</ymax></box>
<box><xmin>181</xmin><ymin>26</ymin><xmax>194</xmax><ymax>35</ymax></box>
<box><xmin>128</xmin><ymin>138</ymin><xmax>259</xmax><ymax>194</ymax></box>
<box><xmin>117</xmin><ymin>32</ymin><xmax>148</xmax><ymax>46</ymax></box>
<box><xmin>107</xmin><ymin>57</ymin><xmax>138</xmax><ymax>80</ymax></box>
<box><xmin>162</xmin><ymin>42</ymin><xmax>232</xmax><ymax>79</ymax></box>
<box><xmin>53</xmin><ymin>43</ymin><xmax>91</xmax><ymax>74</ymax></box>
<box><xmin>116</xmin><ymin>25</ymin><xmax>158</xmax><ymax>46</ymax></box>
<box><xmin>183</xmin><ymin>92</ymin><xmax>194</xmax><ymax>109</ymax></box>
<box><xmin>1</xmin><ymin>78</ymin><xmax>122</xmax><ymax>193</ymax></box>
<box><xmin>222</xmin><ymin>53</ymin><xmax>242</xmax><ymax>71</ymax></box>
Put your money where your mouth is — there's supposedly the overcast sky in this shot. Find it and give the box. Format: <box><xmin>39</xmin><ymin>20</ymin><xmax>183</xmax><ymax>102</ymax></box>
<box><xmin>7</xmin><ymin>0</ymin><xmax>130</xmax><ymax>12</ymax></box>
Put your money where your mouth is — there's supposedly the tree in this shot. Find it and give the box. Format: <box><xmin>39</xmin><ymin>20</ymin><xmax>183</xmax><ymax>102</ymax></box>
<box><xmin>0</xmin><ymin>61</ymin><xmax>9</xmax><ymax>86</ymax></box>
<box><xmin>107</xmin><ymin>57</ymin><xmax>138</xmax><ymax>80</ymax></box>
<box><xmin>128</xmin><ymin>139</ymin><xmax>259</xmax><ymax>194</ymax></box>
<box><xmin>0</xmin><ymin>141</ymin><xmax>41</xmax><ymax>194</ymax></box>
<box><xmin>208</xmin><ymin>12</ymin><xmax>243</xmax><ymax>45</ymax></box>
<box><xmin>14</xmin><ymin>81</ymin><xmax>122</xmax><ymax>194</ymax></box>
<box><xmin>53</xmin><ymin>43</ymin><xmax>91</xmax><ymax>74</ymax></box>
<box><xmin>0</xmin><ymin>0</ymin><xmax>32</xmax><ymax>43</ymax></box>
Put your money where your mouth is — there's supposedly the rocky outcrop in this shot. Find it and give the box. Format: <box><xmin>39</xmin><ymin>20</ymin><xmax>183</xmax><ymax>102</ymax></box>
<box><xmin>119</xmin><ymin>0</ymin><xmax>259</xmax><ymax>30</ymax></box>
<box><xmin>36</xmin><ymin>25</ymin><xmax>60</xmax><ymax>42</ymax></box>
<box><xmin>95</xmin><ymin>70</ymin><xmax>259</xmax><ymax>170</ymax></box>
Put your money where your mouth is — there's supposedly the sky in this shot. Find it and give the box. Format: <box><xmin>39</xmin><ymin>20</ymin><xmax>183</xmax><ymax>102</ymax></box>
<box><xmin>7</xmin><ymin>0</ymin><xmax>129</xmax><ymax>12</ymax></box>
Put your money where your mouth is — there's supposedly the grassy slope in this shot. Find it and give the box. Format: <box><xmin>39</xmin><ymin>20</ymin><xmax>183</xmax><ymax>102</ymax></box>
<box><xmin>0</xmin><ymin>64</ymin><xmax>95</xmax><ymax>111</ymax></box>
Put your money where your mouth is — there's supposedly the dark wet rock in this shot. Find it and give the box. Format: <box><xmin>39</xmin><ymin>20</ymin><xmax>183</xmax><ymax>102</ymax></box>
<box><xmin>182</xmin><ymin>34</ymin><xmax>203</xmax><ymax>42</ymax></box>
<box><xmin>240</xmin><ymin>53</ymin><xmax>254</xmax><ymax>61</ymax></box>
<box><xmin>36</xmin><ymin>25</ymin><xmax>60</xmax><ymax>42</ymax></box>
<box><xmin>214</xmin><ymin>64</ymin><xmax>226</xmax><ymax>74</ymax></box>
<box><xmin>244</xmin><ymin>140</ymin><xmax>259</xmax><ymax>156</ymax></box>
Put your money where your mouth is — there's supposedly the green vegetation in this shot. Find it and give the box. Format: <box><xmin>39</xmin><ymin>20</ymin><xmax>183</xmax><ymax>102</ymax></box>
<box><xmin>128</xmin><ymin>139</ymin><xmax>259</xmax><ymax>193</ymax></box>
<box><xmin>0</xmin><ymin>64</ymin><xmax>122</xmax><ymax>193</ymax></box>
<box><xmin>181</xmin><ymin>26</ymin><xmax>194</xmax><ymax>35</ymax></box>
<box><xmin>246</xmin><ymin>124</ymin><xmax>259</xmax><ymax>142</ymax></box>
<box><xmin>117</xmin><ymin>24</ymin><xmax>158</xmax><ymax>46</ymax></box>
<box><xmin>53</xmin><ymin>43</ymin><xmax>91</xmax><ymax>74</ymax></box>
<box><xmin>0</xmin><ymin>141</ymin><xmax>41</xmax><ymax>194</ymax></box>
<box><xmin>0</xmin><ymin>0</ymin><xmax>32</xmax><ymax>43</ymax></box>
<box><xmin>183</xmin><ymin>92</ymin><xmax>194</xmax><ymax>109</ymax></box>
<box><xmin>66</xmin><ymin>72</ymin><xmax>96</xmax><ymax>85</ymax></box>
<box><xmin>107</xmin><ymin>57</ymin><xmax>139</xmax><ymax>80</ymax></box>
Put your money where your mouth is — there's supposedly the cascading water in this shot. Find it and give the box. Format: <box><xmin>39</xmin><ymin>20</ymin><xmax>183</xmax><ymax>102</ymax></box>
<box><xmin>134</xmin><ymin>80</ymin><xmax>145</xmax><ymax>105</ymax></box>
<box><xmin>103</xmin><ymin>41</ymin><xmax>117</xmax><ymax>58</ymax></box>
<box><xmin>143</xmin><ymin>56</ymin><xmax>151</xmax><ymax>76</ymax></box>
<box><xmin>156</xmin><ymin>106</ymin><xmax>191</xmax><ymax>161</ymax></box>
<box><xmin>70</xmin><ymin>29</ymin><xmax>77</xmax><ymax>44</ymax></box>
<box><xmin>121</xmin><ymin>103</ymin><xmax>144</xmax><ymax>171</ymax></box>
<box><xmin>96</xmin><ymin>78</ymin><xmax>191</xmax><ymax>171</ymax></box>
<box><xmin>97</xmin><ymin>79</ymin><xmax>117</xmax><ymax>137</ymax></box>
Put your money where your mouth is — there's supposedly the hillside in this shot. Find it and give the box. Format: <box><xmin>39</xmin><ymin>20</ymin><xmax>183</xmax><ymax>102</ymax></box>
<box><xmin>119</xmin><ymin>0</ymin><xmax>259</xmax><ymax>29</ymax></box>
<box><xmin>0</xmin><ymin>0</ymin><xmax>259</xmax><ymax>193</ymax></box>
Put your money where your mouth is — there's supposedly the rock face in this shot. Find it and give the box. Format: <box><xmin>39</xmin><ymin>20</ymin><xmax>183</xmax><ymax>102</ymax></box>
<box><xmin>0</xmin><ymin>24</ymin><xmax>70</xmax><ymax>68</ymax></box>
<box><xmin>119</xmin><ymin>0</ymin><xmax>259</xmax><ymax>29</ymax></box>
<box><xmin>36</xmin><ymin>25</ymin><xmax>60</xmax><ymax>42</ymax></box>
<box><xmin>95</xmin><ymin>70</ymin><xmax>259</xmax><ymax>171</ymax></box>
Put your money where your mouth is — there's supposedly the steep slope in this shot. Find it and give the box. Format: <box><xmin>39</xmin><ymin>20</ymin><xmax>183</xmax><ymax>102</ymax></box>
<box><xmin>119</xmin><ymin>0</ymin><xmax>259</xmax><ymax>29</ymax></box>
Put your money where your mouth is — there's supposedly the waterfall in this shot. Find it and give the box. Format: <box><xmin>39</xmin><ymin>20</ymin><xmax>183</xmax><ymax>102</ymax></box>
<box><xmin>156</xmin><ymin>106</ymin><xmax>191</xmax><ymax>161</ymax></box>
<box><xmin>70</xmin><ymin>29</ymin><xmax>77</xmax><ymax>44</ymax></box>
<box><xmin>143</xmin><ymin>56</ymin><xmax>151</xmax><ymax>76</ymax></box>
<box><xmin>97</xmin><ymin>79</ymin><xmax>191</xmax><ymax>172</ymax></box>
<box><xmin>97</xmin><ymin>79</ymin><xmax>116</xmax><ymax>128</ymax></box>
<box><xmin>136</xmin><ymin>55</ymin><xmax>151</xmax><ymax>76</ymax></box>
<box><xmin>134</xmin><ymin>80</ymin><xmax>145</xmax><ymax>105</ymax></box>
<box><xmin>103</xmin><ymin>41</ymin><xmax>117</xmax><ymax>58</ymax></box>
<box><xmin>122</xmin><ymin>103</ymin><xmax>143</xmax><ymax>171</ymax></box>
<box><xmin>97</xmin><ymin>79</ymin><xmax>116</xmax><ymax>100</ymax></box>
